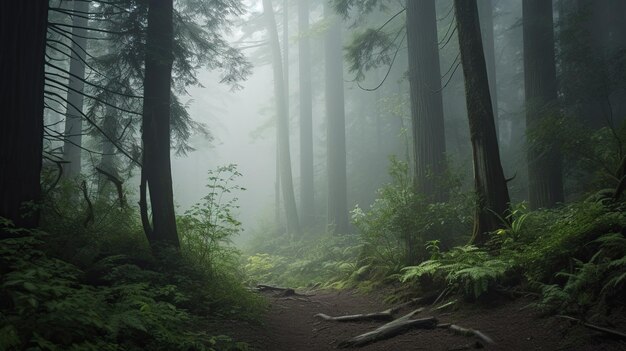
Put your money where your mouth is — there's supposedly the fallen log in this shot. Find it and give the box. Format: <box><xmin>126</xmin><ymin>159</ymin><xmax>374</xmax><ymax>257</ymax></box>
<box><xmin>315</xmin><ymin>311</ymin><xmax>394</xmax><ymax>322</ymax></box>
<box><xmin>557</xmin><ymin>315</ymin><xmax>626</xmax><ymax>340</ymax></box>
<box><xmin>337</xmin><ymin>310</ymin><xmax>436</xmax><ymax>348</ymax></box>
<box><xmin>444</xmin><ymin>324</ymin><xmax>495</xmax><ymax>345</ymax></box>
<box><xmin>315</xmin><ymin>302</ymin><xmax>426</xmax><ymax>323</ymax></box>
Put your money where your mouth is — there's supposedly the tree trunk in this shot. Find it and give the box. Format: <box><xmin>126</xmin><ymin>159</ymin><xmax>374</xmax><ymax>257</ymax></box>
<box><xmin>62</xmin><ymin>0</ymin><xmax>89</xmax><ymax>179</ymax></box>
<box><xmin>478</xmin><ymin>0</ymin><xmax>499</xmax><ymax>137</ymax></box>
<box><xmin>141</xmin><ymin>0</ymin><xmax>179</xmax><ymax>250</ymax></box>
<box><xmin>324</xmin><ymin>5</ymin><xmax>349</xmax><ymax>234</ymax></box>
<box><xmin>523</xmin><ymin>0</ymin><xmax>564</xmax><ymax>209</ymax></box>
<box><xmin>299</xmin><ymin>0</ymin><xmax>314</xmax><ymax>228</ymax></box>
<box><xmin>454</xmin><ymin>0</ymin><xmax>511</xmax><ymax>245</ymax></box>
<box><xmin>0</xmin><ymin>1</ymin><xmax>47</xmax><ymax>234</ymax></box>
<box><xmin>98</xmin><ymin>104</ymin><xmax>119</xmax><ymax>194</ymax></box>
<box><xmin>263</xmin><ymin>0</ymin><xmax>301</xmax><ymax>235</ymax></box>
<box><xmin>406</xmin><ymin>0</ymin><xmax>448</xmax><ymax>202</ymax></box>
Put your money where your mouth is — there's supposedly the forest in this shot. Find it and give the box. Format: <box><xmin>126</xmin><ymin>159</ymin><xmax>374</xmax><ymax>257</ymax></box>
<box><xmin>1</xmin><ymin>0</ymin><xmax>626</xmax><ymax>350</ymax></box>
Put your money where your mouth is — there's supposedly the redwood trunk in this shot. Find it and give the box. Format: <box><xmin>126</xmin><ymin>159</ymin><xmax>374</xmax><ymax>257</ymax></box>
<box><xmin>454</xmin><ymin>0</ymin><xmax>511</xmax><ymax>244</ymax></box>
<box><xmin>141</xmin><ymin>0</ymin><xmax>179</xmax><ymax>249</ymax></box>
<box><xmin>62</xmin><ymin>0</ymin><xmax>89</xmax><ymax>179</ymax></box>
<box><xmin>299</xmin><ymin>0</ymin><xmax>314</xmax><ymax>228</ymax></box>
<box><xmin>325</xmin><ymin>5</ymin><xmax>349</xmax><ymax>234</ymax></box>
<box><xmin>0</xmin><ymin>1</ymin><xmax>48</xmax><ymax>233</ymax></box>
<box><xmin>523</xmin><ymin>0</ymin><xmax>564</xmax><ymax>209</ymax></box>
<box><xmin>263</xmin><ymin>0</ymin><xmax>301</xmax><ymax>235</ymax></box>
<box><xmin>406</xmin><ymin>0</ymin><xmax>447</xmax><ymax>202</ymax></box>
<box><xmin>478</xmin><ymin>0</ymin><xmax>499</xmax><ymax>137</ymax></box>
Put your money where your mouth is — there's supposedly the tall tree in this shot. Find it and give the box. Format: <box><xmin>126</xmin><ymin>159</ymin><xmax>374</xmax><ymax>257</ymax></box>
<box><xmin>0</xmin><ymin>1</ymin><xmax>48</xmax><ymax>233</ymax></box>
<box><xmin>325</xmin><ymin>5</ymin><xmax>349</xmax><ymax>234</ymax></box>
<box><xmin>61</xmin><ymin>0</ymin><xmax>89</xmax><ymax>179</ymax></box>
<box><xmin>263</xmin><ymin>0</ymin><xmax>301</xmax><ymax>235</ymax></box>
<box><xmin>523</xmin><ymin>0</ymin><xmax>564</xmax><ymax>209</ymax></box>
<box><xmin>478</xmin><ymin>0</ymin><xmax>499</xmax><ymax>136</ymax></box>
<box><xmin>140</xmin><ymin>0</ymin><xmax>180</xmax><ymax>249</ymax></box>
<box><xmin>454</xmin><ymin>0</ymin><xmax>510</xmax><ymax>244</ymax></box>
<box><xmin>299</xmin><ymin>0</ymin><xmax>314</xmax><ymax>228</ymax></box>
<box><xmin>406</xmin><ymin>0</ymin><xmax>447</xmax><ymax>202</ymax></box>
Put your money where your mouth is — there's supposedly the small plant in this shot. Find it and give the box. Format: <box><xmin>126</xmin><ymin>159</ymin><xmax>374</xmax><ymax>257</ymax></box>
<box><xmin>178</xmin><ymin>164</ymin><xmax>245</xmax><ymax>273</ymax></box>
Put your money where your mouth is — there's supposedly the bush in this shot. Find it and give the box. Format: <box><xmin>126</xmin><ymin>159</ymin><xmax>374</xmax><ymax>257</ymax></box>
<box><xmin>351</xmin><ymin>157</ymin><xmax>472</xmax><ymax>278</ymax></box>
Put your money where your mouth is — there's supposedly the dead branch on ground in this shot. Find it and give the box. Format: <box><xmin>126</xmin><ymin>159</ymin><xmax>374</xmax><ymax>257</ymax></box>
<box><xmin>337</xmin><ymin>310</ymin><xmax>436</xmax><ymax>348</ymax></box>
<box><xmin>443</xmin><ymin>324</ymin><xmax>495</xmax><ymax>345</ymax></box>
<box><xmin>557</xmin><ymin>315</ymin><xmax>626</xmax><ymax>340</ymax></box>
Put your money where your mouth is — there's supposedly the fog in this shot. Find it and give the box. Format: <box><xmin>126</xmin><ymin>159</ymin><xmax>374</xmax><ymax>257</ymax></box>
<box><xmin>168</xmin><ymin>0</ymin><xmax>526</xmax><ymax>245</ymax></box>
<box><xmin>172</xmin><ymin>65</ymin><xmax>276</xmax><ymax>241</ymax></box>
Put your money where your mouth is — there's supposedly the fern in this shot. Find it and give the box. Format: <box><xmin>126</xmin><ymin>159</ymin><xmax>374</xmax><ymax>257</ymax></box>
<box><xmin>400</xmin><ymin>245</ymin><xmax>513</xmax><ymax>299</ymax></box>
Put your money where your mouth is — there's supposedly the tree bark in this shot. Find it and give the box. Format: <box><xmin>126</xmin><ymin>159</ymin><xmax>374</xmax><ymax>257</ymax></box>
<box><xmin>263</xmin><ymin>0</ymin><xmax>301</xmax><ymax>235</ymax></box>
<box><xmin>325</xmin><ymin>5</ymin><xmax>349</xmax><ymax>234</ymax></box>
<box><xmin>141</xmin><ymin>0</ymin><xmax>180</xmax><ymax>249</ymax></box>
<box><xmin>406</xmin><ymin>0</ymin><xmax>448</xmax><ymax>203</ymax></box>
<box><xmin>0</xmin><ymin>1</ymin><xmax>47</xmax><ymax>233</ymax></box>
<box><xmin>478</xmin><ymin>0</ymin><xmax>499</xmax><ymax>137</ymax></box>
<box><xmin>523</xmin><ymin>0</ymin><xmax>564</xmax><ymax>209</ymax></box>
<box><xmin>299</xmin><ymin>0</ymin><xmax>314</xmax><ymax>228</ymax></box>
<box><xmin>454</xmin><ymin>0</ymin><xmax>511</xmax><ymax>244</ymax></box>
<box><xmin>62</xmin><ymin>0</ymin><xmax>89</xmax><ymax>179</ymax></box>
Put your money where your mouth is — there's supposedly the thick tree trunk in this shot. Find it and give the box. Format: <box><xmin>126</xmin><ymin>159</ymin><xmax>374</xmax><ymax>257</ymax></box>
<box><xmin>0</xmin><ymin>1</ymin><xmax>47</xmax><ymax>233</ymax></box>
<box><xmin>406</xmin><ymin>0</ymin><xmax>447</xmax><ymax>202</ymax></box>
<box><xmin>62</xmin><ymin>0</ymin><xmax>89</xmax><ymax>179</ymax></box>
<box><xmin>324</xmin><ymin>5</ymin><xmax>349</xmax><ymax>234</ymax></box>
<box><xmin>478</xmin><ymin>0</ymin><xmax>499</xmax><ymax>137</ymax></box>
<box><xmin>263</xmin><ymin>0</ymin><xmax>301</xmax><ymax>235</ymax></box>
<box><xmin>523</xmin><ymin>0</ymin><xmax>564</xmax><ymax>209</ymax></box>
<box><xmin>141</xmin><ymin>0</ymin><xmax>179</xmax><ymax>249</ymax></box>
<box><xmin>299</xmin><ymin>0</ymin><xmax>314</xmax><ymax>228</ymax></box>
<box><xmin>454</xmin><ymin>0</ymin><xmax>511</xmax><ymax>245</ymax></box>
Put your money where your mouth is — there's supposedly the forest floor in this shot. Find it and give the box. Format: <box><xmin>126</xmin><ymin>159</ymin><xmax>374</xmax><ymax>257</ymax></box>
<box><xmin>218</xmin><ymin>289</ymin><xmax>626</xmax><ymax>351</ymax></box>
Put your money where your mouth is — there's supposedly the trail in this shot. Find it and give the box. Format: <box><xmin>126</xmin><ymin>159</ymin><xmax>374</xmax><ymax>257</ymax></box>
<box><xmin>228</xmin><ymin>290</ymin><xmax>626</xmax><ymax>351</ymax></box>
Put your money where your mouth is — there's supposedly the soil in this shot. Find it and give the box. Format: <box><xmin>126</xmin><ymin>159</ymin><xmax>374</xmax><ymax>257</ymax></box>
<box><xmin>224</xmin><ymin>289</ymin><xmax>626</xmax><ymax>351</ymax></box>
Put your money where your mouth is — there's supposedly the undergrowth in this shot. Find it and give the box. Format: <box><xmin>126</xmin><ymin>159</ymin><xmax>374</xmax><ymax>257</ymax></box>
<box><xmin>245</xmin><ymin>157</ymin><xmax>626</xmax><ymax>321</ymax></box>
<box><xmin>0</xmin><ymin>165</ymin><xmax>264</xmax><ymax>350</ymax></box>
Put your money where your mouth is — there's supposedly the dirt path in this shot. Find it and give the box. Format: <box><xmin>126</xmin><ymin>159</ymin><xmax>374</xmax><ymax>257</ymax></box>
<box><xmin>227</xmin><ymin>290</ymin><xmax>626</xmax><ymax>351</ymax></box>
